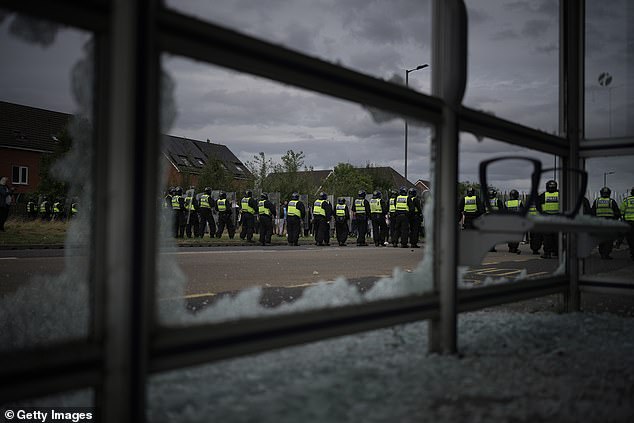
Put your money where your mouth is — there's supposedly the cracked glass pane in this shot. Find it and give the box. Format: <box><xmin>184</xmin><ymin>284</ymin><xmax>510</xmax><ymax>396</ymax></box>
<box><xmin>0</xmin><ymin>11</ymin><xmax>94</xmax><ymax>351</ymax></box>
<box><xmin>157</xmin><ymin>54</ymin><xmax>435</xmax><ymax>326</ymax></box>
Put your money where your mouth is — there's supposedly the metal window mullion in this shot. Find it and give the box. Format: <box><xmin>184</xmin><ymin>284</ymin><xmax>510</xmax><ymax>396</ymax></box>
<box><xmin>0</xmin><ymin>0</ymin><xmax>109</xmax><ymax>32</ymax></box>
<box><xmin>459</xmin><ymin>106</ymin><xmax>569</xmax><ymax>156</ymax></box>
<box><xmin>156</xmin><ymin>9</ymin><xmax>443</xmax><ymax>126</ymax></box>
<box><xmin>560</xmin><ymin>0</ymin><xmax>584</xmax><ymax>312</ymax></box>
<box><xmin>429</xmin><ymin>0</ymin><xmax>468</xmax><ymax>354</ymax></box>
<box><xmin>100</xmin><ymin>0</ymin><xmax>158</xmax><ymax>421</ymax></box>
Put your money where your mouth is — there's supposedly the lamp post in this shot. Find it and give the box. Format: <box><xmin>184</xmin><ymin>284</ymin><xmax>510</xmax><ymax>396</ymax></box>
<box><xmin>603</xmin><ymin>171</ymin><xmax>615</xmax><ymax>187</ymax></box>
<box><xmin>404</xmin><ymin>64</ymin><xmax>429</xmax><ymax>182</ymax></box>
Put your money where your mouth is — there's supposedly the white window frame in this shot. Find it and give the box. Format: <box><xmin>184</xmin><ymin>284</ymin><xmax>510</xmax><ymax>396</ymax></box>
<box><xmin>12</xmin><ymin>165</ymin><xmax>29</xmax><ymax>185</ymax></box>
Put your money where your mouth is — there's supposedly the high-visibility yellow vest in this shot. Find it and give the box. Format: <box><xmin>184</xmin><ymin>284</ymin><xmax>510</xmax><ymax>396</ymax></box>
<box><xmin>199</xmin><ymin>194</ymin><xmax>211</xmax><ymax>209</ymax></box>
<box><xmin>185</xmin><ymin>196</ymin><xmax>195</xmax><ymax>211</ymax></box>
<box><xmin>396</xmin><ymin>195</ymin><xmax>409</xmax><ymax>211</ymax></box>
<box><xmin>489</xmin><ymin>198</ymin><xmax>499</xmax><ymax>211</ymax></box>
<box><xmin>27</xmin><ymin>201</ymin><xmax>36</xmax><ymax>213</ymax></box>
<box><xmin>53</xmin><ymin>202</ymin><xmax>60</xmax><ymax>213</ymax></box>
<box><xmin>370</xmin><ymin>198</ymin><xmax>382</xmax><ymax>214</ymax></box>
<box><xmin>389</xmin><ymin>198</ymin><xmax>396</xmax><ymax>213</ymax></box>
<box><xmin>336</xmin><ymin>204</ymin><xmax>346</xmax><ymax>217</ymax></box>
<box><xmin>620</xmin><ymin>196</ymin><xmax>634</xmax><ymax>221</ymax></box>
<box><xmin>287</xmin><ymin>200</ymin><xmax>301</xmax><ymax>217</ymax></box>
<box><xmin>217</xmin><ymin>198</ymin><xmax>227</xmax><ymax>212</ymax></box>
<box><xmin>39</xmin><ymin>201</ymin><xmax>48</xmax><ymax>213</ymax></box>
<box><xmin>528</xmin><ymin>204</ymin><xmax>538</xmax><ymax>215</ymax></box>
<box><xmin>163</xmin><ymin>195</ymin><xmax>171</xmax><ymax>208</ymax></box>
<box><xmin>258</xmin><ymin>200</ymin><xmax>271</xmax><ymax>216</ymax></box>
<box><xmin>595</xmin><ymin>198</ymin><xmax>614</xmax><ymax>218</ymax></box>
<box><xmin>313</xmin><ymin>199</ymin><xmax>325</xmax><ymax>217</ymax></box>
<box><xmin>506</xmin><ymin>199</ymin><xmax>520</xmax><ymax>212</ymax></box>
<box><xmin>171</xmin><ymin>195</ymin><xmax>181</xmax><ymax>210</ymax></box>
<box><xmin>241</xmin><ymin>197</ymin><xmax>255</xmax><ymax>214</ymax></box>
<box><xmin>71</xmin><ymin>203</ymin><xmax>78</xmax><ymax>214</ymax></box>
<box><xmin>354</xmin><ymin>199</ymin><xmax>366</xmax><ymax>214</ymax></box>
<box><xmin>542</xmin><ymin>192</ymin><xmax>559</xmax><ymax>214</ymax></box>
<box><xmin>463</xmin><ymin>196</ymin><xmax>477</xmax><ymax>213</ymax></box>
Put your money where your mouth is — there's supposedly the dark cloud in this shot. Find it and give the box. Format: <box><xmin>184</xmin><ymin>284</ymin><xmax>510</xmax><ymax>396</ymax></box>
<box><xmin>521</xmin><ymin>19</ymin><xmax>551</xmax><ymax>38</ymax></box>
<box><xmin>490</xmin><ymin>29</ymin><xmax>519</xmax><ymax>41</ymax></box>
<box><xmin>533</xmin><ymin>43</ymin><xmax>557</xmax><ymax>54</ymax></box>
<box><xmin>505</xmin><ymin>0</ymin><xmax>557</xmax><ymax>16</ymax></box>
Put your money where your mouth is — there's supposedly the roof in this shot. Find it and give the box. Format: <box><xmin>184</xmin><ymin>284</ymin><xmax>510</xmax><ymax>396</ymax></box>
<box><xmin>163</xmin><ymin>135</ymin><xmax>251</xmax><ymax>179</ymax></box>
<box><xmin>270</xmin><ymin>166</ymin><xmax>416</xmax><ymax>191</ymax></box>
<box><xmin>415</xmin><ymin>179</ymin><xmax>431</xmax><ymax>191</ymax></box>
<box><xmin>0</xmin><ymin>101</ymin><xmax>71</xmax><ymax>152</ymax></box>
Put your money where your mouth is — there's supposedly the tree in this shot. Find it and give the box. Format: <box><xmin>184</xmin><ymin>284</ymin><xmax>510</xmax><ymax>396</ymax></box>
<box><xmin>277</xmin><ymin>149</ymin><xmax>305</xmax><ymax>173</ymax></box>
<box><xmin>245</xmin><ymin>152</ymin><xmax>274</xmax><ymax>190</ymax></box>
<box><xmin>38</xmin><ymin>126</ymin><xmax>72</xmax><ymax>198</ymax></box>
<box><xmin>322</xmin><ymin>163</ymin><xmax>372</xmax><ymax>198</ymax></box>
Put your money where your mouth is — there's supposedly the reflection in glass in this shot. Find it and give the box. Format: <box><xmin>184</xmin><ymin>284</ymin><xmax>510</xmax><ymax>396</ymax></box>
<box><xmin>157</xmin><ymin>55</ymin><xmax>434</xmax><ymax>326</ymax></box>
<box><xmin>464</xmin><ymin>0</ymin><xmax>559</xmax><ymax>133</ymax></box>
<box><xmin>163</xmin><ymin>0</ymin><xmax>432</xmax><ymax>94</ymax></box>
<box><xmin>585</xmin><ymin>0</ymin><xmax>634</xmax><ymax>139</ymax></box>
<box><xmin>458</xmin><ymin>135</ymin><xmax>561</xmax><ymax>288</ymax></box>
<box><xmin>0</xmin><ymin>12</ymin><xmax>94</xmax><ymax>351</ymax></box>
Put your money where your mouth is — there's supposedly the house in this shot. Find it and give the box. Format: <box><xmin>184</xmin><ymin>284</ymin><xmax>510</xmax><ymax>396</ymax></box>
<box><xmin>0</xmin><ymin>101</ymin><xmax>71</xmax><ymax>195</ymax></box>
<box><xmin>162</xmin><ymin>135</ymin><xmax>252</xmax><ymax>188</ymax></box>
<box><xmin>415</xmin><ymin>179</ymin><xmax>431</xmax><ymax>192</ymax></box>
<box><xmin>0</xmin><ymin>101</ymin><xmax>251</xmax><ymax>194</ymax></box>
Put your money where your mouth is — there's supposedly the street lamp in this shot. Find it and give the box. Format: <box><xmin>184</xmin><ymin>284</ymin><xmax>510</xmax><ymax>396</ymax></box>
<box><xmin>603</xmin><ymin>171</ymin><xmax>615</xmax><ymax>187</ymax></box>
<box><xmin>404</xmin><ymin>64</ymin><xmax>429</xmax><ymax>182</ymax></box>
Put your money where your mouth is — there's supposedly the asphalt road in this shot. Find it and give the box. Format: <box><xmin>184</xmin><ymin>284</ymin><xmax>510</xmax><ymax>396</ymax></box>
<box><xmin>1</xmin><ymin>242</ymin><xmax>631</xmax><ymax>312</ymax></box>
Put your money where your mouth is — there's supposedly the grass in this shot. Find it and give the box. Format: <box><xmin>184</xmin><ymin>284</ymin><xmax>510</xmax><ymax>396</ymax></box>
<box><xmin>0</xmin><ymin>217</ymin><xmax>308</xmax><ymax>247</ymax></box>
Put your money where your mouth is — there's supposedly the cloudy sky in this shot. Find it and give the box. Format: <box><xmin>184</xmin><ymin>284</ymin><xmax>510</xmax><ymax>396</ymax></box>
<box><xmin>1</xmin><ymin>0</ymin><xmax>632</xmax><ymax>197</ymax></box>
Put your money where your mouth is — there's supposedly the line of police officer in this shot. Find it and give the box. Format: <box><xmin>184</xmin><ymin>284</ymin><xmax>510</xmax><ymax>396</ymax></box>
<box><xmin>165</xmin><ymin>186</ymin><xmax>425</xmax><ymax>248</ymax></box>
<box><xmin>25</xmin><ymin>196</ymin><xmax>78</xmax><ymax>222</ymax></box>
<box><xmin>459</xmin><ymin>180</ymin><xmax>634</xmax><ymax>261</ymax></box>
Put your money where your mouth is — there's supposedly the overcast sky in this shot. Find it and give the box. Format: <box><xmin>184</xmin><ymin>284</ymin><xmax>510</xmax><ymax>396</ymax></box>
<box><xmin>1</xmin><ymin>1</ymin><xmax>632</xmax><ymax>197</ymax></box>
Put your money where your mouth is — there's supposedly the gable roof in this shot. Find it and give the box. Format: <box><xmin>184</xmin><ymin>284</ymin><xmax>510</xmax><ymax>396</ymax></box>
<box><xmin>163</xmin><ymin>135</ymin><xmax>251</xmax><ymax>180</ymax></box>
<box><xmin>358</xmin><ymin>166</ymin><xmax>416</xmax><ymax>190</ymax></box>
<box><xmin>415</xmin><ymin>179</ymin><xmax>431</xmax><ymax>191</ymax></box>
<box><xmin>0</xmin><ymin>101</ymin><xmax>71</xmax><ymax>152</ymax></box>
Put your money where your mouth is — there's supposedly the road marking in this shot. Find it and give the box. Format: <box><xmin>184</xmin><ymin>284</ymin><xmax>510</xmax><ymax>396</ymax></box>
<box><xmin>526</xmin><ymin>271</ymin><xmax>549</xmax><ymax>278</ymax></box>
<box><xmin>494</xmin><ymin>270</ymin><xmax>523</xmax><ymax>277</ymax></box>
<box><xmin>0</xmin><ymin>257</ymin><xmax>18</xmax><ymax>260</ymax></box>
<box><xmin>159</xmin><ymin>292</ymin><xmax>217</xmax><ymax>301</ymax></box>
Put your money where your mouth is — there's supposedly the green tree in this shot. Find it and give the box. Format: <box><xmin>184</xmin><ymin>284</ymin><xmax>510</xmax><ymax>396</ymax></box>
<box><xmin>322</xmin><ymin>163</ymin><xmax>372</xmax><ymax>198</ymax></box>
<box><xmin>267</xmin><ymin>150</ymin><xmax>314</xmax><ymax>199</ymax></box>
<box><xmin>245</xmin><ymin>152</ymin><xmax>274</xmax><ymax>190</ymax></box>
<box><xmin>38</xmin><ymin>126</ymin><xmax>72</xmax><ymax>198</ymax></box>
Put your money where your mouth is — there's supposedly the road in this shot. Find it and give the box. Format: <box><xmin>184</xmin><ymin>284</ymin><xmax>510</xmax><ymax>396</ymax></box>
<box><xmin>1</xmin><ymin>243</ymin><xmax>631</xmax><ymax>311</ymax></box>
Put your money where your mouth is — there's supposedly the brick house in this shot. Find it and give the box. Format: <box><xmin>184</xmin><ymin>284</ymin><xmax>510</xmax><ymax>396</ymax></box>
<box><xmin>0</xmin><ymin>101</ymin><xmax>71</xmax><ymax>196</ymax></box>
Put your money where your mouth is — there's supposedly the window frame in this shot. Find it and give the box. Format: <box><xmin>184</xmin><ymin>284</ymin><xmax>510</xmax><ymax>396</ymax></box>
<box><xmin>12</xmin><ymin>165</ymin><xmax>29</xmax><ymax>185</ymax></box>
<box><xmin>3</xmin><ymin>0</ymin><xmax>631</xmax><ymax>420</ymax></box>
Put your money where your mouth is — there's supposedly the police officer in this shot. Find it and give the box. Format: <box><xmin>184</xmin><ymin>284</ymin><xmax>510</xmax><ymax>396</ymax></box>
<box><xmin>198</xmin><ymin>187</ymin><xmax>216</xmax><ymax>239</ymax></box>
<box><xmin>591</xmin><ymin>186</ymin><xmax>621</xmax><ymax>259</ymax></box>
<box><xmin>487</xmin><ymin>189</ymin><xmax>505</xmax><ymax>213</ymax></box>
<box><xmin>239</xmin><ymin>190</ymin><xmax>257</xmax><ymax>242</ymax></box>
<box><xmin>70</xmin><ymin>198</ymin><xmax>78</xmax><ymax>219</ymax></box>
<box><xmin>171</xmin><ymin>186</ymin><xmax>185</xmax><ymax>238</ymax></box>
<box><xmin>287</xmin><ymin>192</ymin><xmax>306</xmax><ymax>246</ymax></box>
<box><xmin>505</xmin><ymin>189</ymin><xmax>524</xmax><ymax>254</ymax></box>
<box><xmin>408</xmin><ymin>188</ymin><xmax>423</xmax><ymax>248</ymax></box>
<box><xmin>39</xmin><ymin>195</ymin><xmax>52</xmax><ymax>222</ymax></box>
<box><xmin>215</xmin><ymin>191</ymin><xmax>235</xmax><ymax>239</ymax></box>
<box><xmin>52</xmin><ymin>198</ymin><xmax>63</xmax><ymax>221</ymax></box>
<box><xmin>313</xmin><ymin>192</ymin><xmax>332</xmax><ymax>246</ymax></box>
<box><xmin>354</xmin><ymin>190</ymin><xmax>371</xmax><ymax>246</ymax></box>
<box><xmin>26</xmin><ymin>196</ymin><xmax>38</xmax><ymax>220</ymax></box>
<box><xmin>393</xmin><ymin>186</ymin><xmax>413</xmax><ymax>248</ymax></box>
<box><xmin>620</xmin><ymin>187</ymin><xmax>634</xmax><ymax>261</ymax></box>
<box><xmin>370</xmin><ymin>190</ymin><xmax>388</xmax><ymax>247</ymax></box>
<box><xmin>526</xmin><ymin>195</ymin><xmax>542</xmax><ymax>255</ymax></box>
<box><xmin>458</xmin><ymin>186</ymin><xmax>484</xmax><ymax>230</ymax></box>
<box><xmin>258</xmin><ymin>192</ymin><xmax>276</xmax><ymax>245</ymax></box>
<box><xmin>387</xmin><ymin>189</ymin><xmax>397</xmax><ymax>244</ymax></box>
<box><xmin>184</xmin><ymin>189</ymin><xmax>200</xmax><ymax>238</ymax></box>
<box><xmin>335</xmin><ymin>197</ymin><xmax>350</xmax><ymax>246</ymax></box>
<box><xmin>537</xmin><ymin>180</ymin><xmax>560</xmax><ymax>259</ymax></box>
<box><xmin>164</xmin><ymin>187</ymin><xmax>174</xmax><ymax>209</ymax></box>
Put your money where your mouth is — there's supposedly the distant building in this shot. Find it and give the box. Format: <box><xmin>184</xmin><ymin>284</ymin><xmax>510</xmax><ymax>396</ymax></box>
<box><xmin>415</xmin><ymin>179</ymin><xmax>431</xmax><ymax>192</ymax></box>
<box><xmin>0</xmin><ymin>101</ymin><xmax>250</xmax><ymax>194</ymax></box>
<box><xmin>0</xmin><ymin>101</ymin><xmax>70</xmax><ymax>195</ymax></box>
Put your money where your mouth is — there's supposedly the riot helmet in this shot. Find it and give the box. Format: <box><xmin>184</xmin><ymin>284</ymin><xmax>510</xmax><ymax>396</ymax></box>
<box><xmin>546</xmin><ymin>180</ymin><xmax>557</xmax><ymax>193</ymax></box>
<box><xmin>408</xmin><ymin>188</ymin><xmax>417</xmax><ymax>197</ymax></box>
<box><xmin>219</xmin><ymin>191</ymin><xmax>226</xmax><ymax>199</ymax></box>
<box><xmin>358</xmin><ymin>189</ymin><xmax>366</xmax><ymax>198</ymax></box>
<box><xmin>373</xmin><ymin>190</ymin><xmax>381</xmax><ymax>199</ymax></box>
<box><xmin>337</xmin><ymin>197</ymin><xmax>345</xmax><ymax>205</ymax></box>
<box><xmin>245</xmin><ymin>190</ymin><xmax>253</xmax><ymax>197</ymax></box>
<box><xmin>600</xmin><ymin>187</ymin><xmax>611</xmax><ymax>198</ymax></box>
<box><xmin>175</xmin><ymin>187</ymin><xmax>183</xmax><ymax>196</ymax></box>
<box><xmin>399</xmin><ymin>186</ymin><xmax>407</xmax><ymax>195</ymax></box>
<box><xmin>488</xmin><ymin>188</ymin><xmax>497</xmax><ymax>198</ymax></box>
<box><xmin>319</xmin><ymin>192</ymin><xmax>327</xmax><ymax>200</ymax></box>
<box><xmin>509</xmin><ymin>189</ymin><xmax>519</xmax><ymax>200</ymax></box>
<box><xmin>291</xmin><ymin>192</ymin><xmax>300</xmax><ymax>200</ymax></box>
<box><xmin>204</xmin><ymin>187</ymin><xmax>212</xmax><ymax>195</ymax></box>
<box><xmin>466</xmin><ymin>187</ymin><xmax>475</xmax><ymax>196</ymax></box>
<box><xmin>261</xmin><ymin>192</ymin><xmax>268</xmax><ymax>200</ymax></box>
